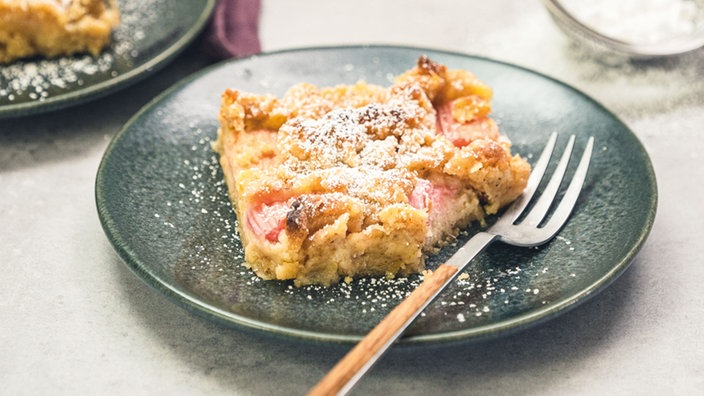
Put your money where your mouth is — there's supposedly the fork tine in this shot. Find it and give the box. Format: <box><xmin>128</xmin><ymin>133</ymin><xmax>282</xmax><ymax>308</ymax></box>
<box><xmin>533</xmin><ymin>136</ymin><xmax>594</xmax><ymax>243</ymax></box>
<box><xmin>520</xmin><ymin>135</ymin><xmax>576</xmax><ymax>227</ymax></box>
<box><xmin>499</xmin><ymin>132</ymin><xmax>558</xmax><ymax>224</ymax></box>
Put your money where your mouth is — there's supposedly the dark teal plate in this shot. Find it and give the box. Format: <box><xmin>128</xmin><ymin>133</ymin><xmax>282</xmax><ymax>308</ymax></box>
<box><xmin>96</xmin><ymin>46</ymin><xmax>657</xmax><ymax>343</ymax></box>
<box><xmin>0</xmin><ymin>0</ymin><xmax>215</xmax><ymax>118</ymax></box>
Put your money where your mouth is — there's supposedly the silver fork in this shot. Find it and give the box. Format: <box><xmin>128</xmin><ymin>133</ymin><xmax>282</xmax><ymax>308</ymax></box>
<box><xmin>308</xmin><ymin>132</ymin><xmax>594</xmax><ymax>396</ymax></box>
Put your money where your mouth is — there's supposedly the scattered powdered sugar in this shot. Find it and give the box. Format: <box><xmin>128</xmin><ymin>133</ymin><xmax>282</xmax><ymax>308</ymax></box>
<box><xmin>285</xmin><ymin>275</ymin><xmax>423</xmax><ymax>312</ymax></box>
<box><xmin>556</xmin><ymin>235</ymin><xmax>575</xmax><ymax>251</ymax></box>
<box><xmin>0</xmin><ymin>56</ymin><xmax>115</xmax><ymax>101</ymax></box>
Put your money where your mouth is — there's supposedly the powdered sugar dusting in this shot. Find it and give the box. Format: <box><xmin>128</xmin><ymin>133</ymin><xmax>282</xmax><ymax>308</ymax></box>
<box><xmin>267</xmin><ymin>82</ymin><xmax>457</xmax><ymax>224</ymax></box>
<box><xmin>278</xmin><ymin>86</ymin><xmax>437</xmax><ymax>172</ymax></box>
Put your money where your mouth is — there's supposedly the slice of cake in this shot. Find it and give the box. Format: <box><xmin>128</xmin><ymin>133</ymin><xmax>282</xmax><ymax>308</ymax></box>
<box><xmin>214</xmin><ymin>56</ymin><xmax>531</xmax><ymax>286</ymax></box>
<box><xmin>0</xmin><ymin>0</ymin><xmax>119</xmax><ymax>64</ymax></box>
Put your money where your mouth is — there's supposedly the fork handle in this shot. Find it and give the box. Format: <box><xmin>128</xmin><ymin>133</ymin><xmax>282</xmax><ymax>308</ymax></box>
<box><xmin>308</xmin><ymin>264</ymin><xmax>458</xmax><ymax>396</ymax></box>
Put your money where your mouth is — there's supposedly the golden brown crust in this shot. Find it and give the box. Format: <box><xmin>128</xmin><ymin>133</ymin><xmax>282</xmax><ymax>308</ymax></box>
<box><xmin>214</xmin><ymin>56</ymin><xmax>531</xmax><ymax>286</ymax></box>
<box><xmin>0</xmin><ymin>0</ymin><xmax>120</xmax><ymax>64</ymax></box>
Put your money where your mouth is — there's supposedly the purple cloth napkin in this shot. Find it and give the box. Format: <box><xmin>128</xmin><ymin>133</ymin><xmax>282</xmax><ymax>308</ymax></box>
<box><xmin>203</xmin><ymin>0</ymin><xmax>262</xmax><ymax>60</ymax></box>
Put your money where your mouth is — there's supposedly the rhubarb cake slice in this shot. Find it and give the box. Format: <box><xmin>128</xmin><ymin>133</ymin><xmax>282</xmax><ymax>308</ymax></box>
<box><xmin>214</xmin><ymin>56</ymin><xmax>531</xmax><ymax>286</ymax></box>
<box><xmin>0</xmin><ymin>0</ymin><xmax>120</xmax><ymax>64</ymax></box>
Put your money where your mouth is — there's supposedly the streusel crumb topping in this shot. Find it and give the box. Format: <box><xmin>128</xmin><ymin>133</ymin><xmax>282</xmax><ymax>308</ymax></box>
<box><xmin>214</xmin><ymin>55</ymin><xmax>530</xmax><ymax>285</ymax></box>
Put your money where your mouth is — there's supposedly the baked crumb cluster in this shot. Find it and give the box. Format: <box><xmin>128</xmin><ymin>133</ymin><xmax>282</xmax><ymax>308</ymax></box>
<box><xmin>0</xmin><ymin>0</ymin><xmax>119</xmax><ymax>64</ymax></box>
<box><xmin>214</xmin><ymin>56</ymin><xmax>530</xmax><ymax>286</ymax></box>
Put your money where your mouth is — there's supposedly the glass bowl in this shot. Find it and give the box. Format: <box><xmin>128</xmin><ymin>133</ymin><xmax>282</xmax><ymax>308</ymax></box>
<box><xmin>543</xmin><ymin>0</ymin><xmax>704</xmax><ymax>58</ymax></box>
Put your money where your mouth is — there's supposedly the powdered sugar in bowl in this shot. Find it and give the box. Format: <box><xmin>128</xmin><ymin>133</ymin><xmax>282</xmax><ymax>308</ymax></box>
<box><xmin>543</xmin><ymin>0</ymin><xmax>704</xmax><ymax>58</ymax></box>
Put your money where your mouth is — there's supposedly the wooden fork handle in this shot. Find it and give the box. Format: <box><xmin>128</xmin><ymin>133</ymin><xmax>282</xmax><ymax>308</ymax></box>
<box><xmin>308</xmin><ymin>264</ymin><xmax>458</xmax><ymax>396</ymax></box>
